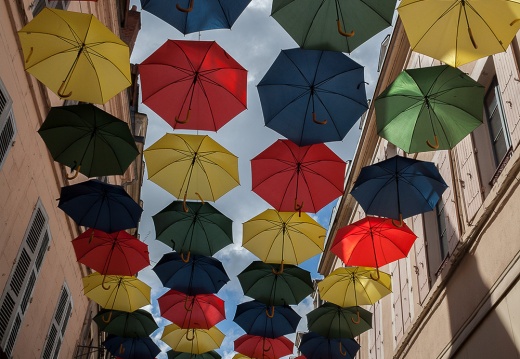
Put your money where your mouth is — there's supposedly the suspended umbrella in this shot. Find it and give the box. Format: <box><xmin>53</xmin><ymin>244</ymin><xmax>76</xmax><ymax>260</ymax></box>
<box><xmin>307</xmin><ymin>303</ymin><xmax>372</xmax><ymax>339</ymax></box>
<box><xmin>271</xmin><ymin>0</ymin><xmax>397</xmax><ymax>53</ymax></box>
<box><xmin>375</xmin><ymin>65</ymin><xmax>485</xmax><ymax>153</ymax></box>
<box><xmin>234</xmin><ymin>334</ymin><xmax>293</xmax><ymax>359</ymax></box>
<box><xmin>18</xmin><ymin>8</ymin><xmax>130</xmax><ymax>104</ymax></box>
<box><xmin>140</xmin><ymin>40</ymin><xmax>247</xmax><ymax>131</ymax></box>
<box><xmin>398</xmin><ymin>0</ymin><xmax>520</xmax><ymax>67</ymax></box>
<box><xmin>161</xmin><ymin>323</ymin><xmax>225</xmax><ymax>354</ymax></box>
<box><xmin>251</xmin><ymin>139</ymin><xmax>346</xmax><ymax>213</ymax></box>
<box><xmin>167</xmin><ymin>350</ymin><xmax>221</xmax><ymax>359</ymax></box>
<box><xmin>103</xmin><ymin>335</ymin><xmax>160</xmax><ymax>359</ymax></box>
<box><xmin>257</xmin><ymin>48</ymin><xmax>367</xmax><ymax>146</ymax></box>
<box><xmin>93</xmin><ymin>309</ymin><xmax>158</xmax><ymax>338</ymax></box>
<box><xmin>299</xmin><ymin>332</ymin><xmax>360</xmax><ymax>359</ymax></box>
<box><xmin>232</xmin><ymin>354</ymin><xmax>251</xmax><ymax>359</ymax></box>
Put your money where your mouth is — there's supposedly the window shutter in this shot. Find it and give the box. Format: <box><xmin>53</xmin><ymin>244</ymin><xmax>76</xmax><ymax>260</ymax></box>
<box><xmin>399</xmin><ymin>259</ymin><xmax>411</xmax><ymax>330</ymax></box>
<box><xmin>390</xmin><ymin>262</ymin><xmax>404</xmax><ymax>346</ymax></box>
<box><xmin>41</xmin><ymin>284</ymin><xmax>72</xmax><ymax>359</ymax></box>
<box><xmin>412</xmin><ymin>214</ymin><xmax>430</xmax><ymax>303</ymax></box>
<box><xmin>0</xmin><ymin>79</ymin><xmax>15</xmax><ymax>170</ymax></box>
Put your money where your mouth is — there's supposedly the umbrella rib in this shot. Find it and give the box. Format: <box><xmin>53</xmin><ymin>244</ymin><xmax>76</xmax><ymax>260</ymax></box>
<box><xmin>301</xmin><ymin>0</ymin><xmax>327</xmax><ymax>47</ymax></box>
<box><xmin>465</xmin><ymin>1</ymin><xmax>508</xmax><ymax>51</ymax></box>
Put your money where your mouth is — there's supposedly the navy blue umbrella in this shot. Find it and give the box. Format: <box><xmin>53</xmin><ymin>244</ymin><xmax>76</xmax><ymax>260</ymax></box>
<box><xmin>233</xmin><ymin>300</ymin><xmax>301</xmax><ymax>338</ymax></box>
<box><xmin>152</xmin><ymin>252</ymin><xmax>230</xmax><ymax>295</ymax></box>
<box><xmin>103</xmin><ymin>335</ymin><xmax>161</xmax><ymax>359</ymax></box>
<box><xmin>350</xmin><ymin>155</ymin><xmax>448</xmax><ymax>222</ymax></box>
<box><xmin>141</xmin><ymin>0</ymin><xmax>252</xmax><ymax>35</ymax></box>
<box><xmin>58</xmin><ymin>180</ymin><xmax>143</xmax><ymax>233</ymax></box>
<box><xmin>257</xmin><ymin>48</ymin><xmax>368</xmax><ymax>146</ymax></box>
<box><xmin>299</xmin><ymin>332</ymin><xmax>360</xmax><ymax>359</ymax></box>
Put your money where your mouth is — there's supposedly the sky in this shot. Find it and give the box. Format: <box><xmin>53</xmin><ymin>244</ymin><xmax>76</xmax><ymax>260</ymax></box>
<box><xmin>128</xmin><ymin>0</ymin><xmax>395</xmax><ymax>357</ymax></box>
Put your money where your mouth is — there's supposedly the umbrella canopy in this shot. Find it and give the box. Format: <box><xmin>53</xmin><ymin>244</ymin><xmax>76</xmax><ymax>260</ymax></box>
<box><xmin>398</xmin><ymin>0</ymin><xmax>520</xmax><ymax>67</ymax></box>
<box><xmin>140</xmin><ymin>40</ymin><xmax>247</xmax><ymax>131</ymax></box>
<box><xmin>153</xmin><ymin>252</ymin><xmax>230</xmax><ymax>295</ymax></box>
<box><xmin>251</xmin><ymin>139</ymin><xmax>346</xmax><ymax>213</ymax></box>
<box><xmin>234</xmin><ymin>335</ymin><xmax>293</xmax><ymax>359</ymax></box>
<box><xmin>330</xmin><ymin>216</ymin><xmax>417</xmax><ymax>269</ymax></box>
<box><xmin>307</xmin><ymin>303</ymin><xmax>372</xmax><ymax>339</ymax></box>
<box><xmin>144</xmin><ymin>134</ymin><xmax>240</xmax><ymax>203</ymax></box>
<box><xmin>161</xmin><ymin>323</ymin><xmax>225</xmax><ymax>354</ymax></box>
<box><xmin>238</xmin><ymin>261</ymin><xmax>313</xmax><ymax>306</ymax></box>
<box><xmin>168</xmin><ymin>350</ymin><xmax>221</xmax><ymax>359</ymax></box>
<box><xmin>271</xmin><ymin>0</ymin><xmax>397</xmax><ymax>53</ymax></box>
<box><xmin>93</xmin><ymin>309</ymin><xmax>158</xmax><ymax>338</ymax></box>
<box><xmin>153</xmin><ymin>201</ymin><xmax>233</xmax><ymax>256</ymax></box>
<box><xmin>18</xmin><ymin>8</ymin><xmax>130</xmax><ymax>104</ymax></box>
<box><xmin>103</xmin><ymin>335</ymin><xmax>161</xmax><ymax>359</ymax></box>
<box><xmin>158</xmin><ymin>289</ymin><xmax>226</xmax><ymax>329</ymax></box>
<box><xmin>242</xmin><ymin>209</ymin><xmax>325</xmax><ymax>265</ymax></box>
<box><xmin>58</xmin><ymin>180</ymin><xmax>143</xmax><ymax>232</ymax></box>
<box><xmin>233</xmin><ymin>300</ymin><xmax>301</xmax><ymax>338</ymax></box>
<box><xmin>299</xmin><ymin>332</ymin><xmax>360</xmax><ymax>359</ymax></box>
<box><xmin>257</xmin><ymin>48</ymin><xmax>367</xmax><ymax>146</ymax></box>
<box><xmin>318</xmin><ymin>267</ymin><xmax>392</xmax><ymax>307</ymax></box>
<box><xmin>38</xmin><ymin>104</ymin><xmax>139</xmax><ymax>178</ymax></box>
<box><xmin>375</xmin><ymin>65</ymin><xmax>485</xmax><ymax>153</ymax></box>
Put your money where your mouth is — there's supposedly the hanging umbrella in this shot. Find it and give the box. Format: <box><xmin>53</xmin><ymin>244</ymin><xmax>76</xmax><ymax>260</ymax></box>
<box><xmin>232</xmin><ymin>354</ymin><xmax>252</xmax><ymax>359</ymax></box>
<box><xmin>103</xmin><ymin>335</ymin><xmax>161</xmax><ymax>359</ymax></box>
<box><xmin>251</xmin><ymin>139</ymin><xmax>346</xmax><ymax>213</ymax></box>
<box><xmin>234</xmin><ymin>334</ymin><xmax>293</xmax><ymax>359</ymax></box>
<box><xmin>144</xmin><ymin>134</ymin><xmax>240</xmax><ymax>205</ymax></box>
<box><xmin>161</xmin><ymin>323</ymin><xmax>225</xmax><ymax>354</ymax></box>
<box><xmin>168</xmin><ymin>350</ymin><xmax>221</xmax><ymax>359</ymax></box>
<box><xmin>140</xmin><ymin>40</ymin><xmax>247</xmax><ymax>131</ymax></box>
<box><xmin>153</xmin><ymin>201</ymin><xmax>233</xmax><ymax>257</ymax></box>
<box><xmin>58</xmin><ymin>179</ymin><xmax>143</xmax><ymax>233</ymax></box>
<box><xmin>18</xmin><ymin>8</ymin><xmax>130</xmax><ymax>104</ymax></box>
<box><xmin>141</xmin><ymin>0</ymin><xmax>252</xmax><ymax>35</ymax></box>
<box><xmin>318</xmin><ymin>266</ymin><xmax>392</xmax><ymax>307</ymax></box>
<box><xmin>257</xmin><ymin>48</ymin><xmax>367</xmax><ymax>146</ymax></box>
<box><xmin>38</xmin><ymin>104</ymin><xmax>139</xmax><ymax>179</ymax></box>
<box><xmin>299</xmin><ymin>332</ymin><xmax>360</xmax><ymax>359</ymax></box>
<box><xmin>398</xmin><ymin>0</ymin><xmax>520</xmax><ymax>67</ymax></box>
<box><xmin>242</xmin><ymin>209</ymin><xmax>325</xmax><ymax>265</ymax></box>
<box><xmin>152</xmin><ymin>252</ymin><xmax>230</xmax><ymax>295</ymax></box>
<box><xmin>307</xmin><ymin>303</ymin><xmax>372</xmax><ymax>339</ymax></box>
<box><xmin>233</xmin><ymin>300</ymin><xmax>301</xmax><ymax>338</ymax></box>
<box><xmin>158</xmin><ymin>289</ymin><xmax>226</xmax><ymax>329</ymax></box>
<box><xmin>238</xmin><ymin>261</ymin><xmax>313</xmax><ymax>306</ymax></box>
<box><xmin>350</xmin><ymin>155</ymin><xmax>448</xmax><ymax>223</ymax></box>
<box><xmin>375</xmin><ymin>65</ymin><xmax>485</xmax><ymax>153</ymax></box>
<box><xmin>271</xmin><ymin>0</ymin><xmax>397</xmax><ymax>53</ymax></box>
<box><xmin>93</xmin><ymin>309</ymin><xmax>158</xmax><ymax>338</ymax></box>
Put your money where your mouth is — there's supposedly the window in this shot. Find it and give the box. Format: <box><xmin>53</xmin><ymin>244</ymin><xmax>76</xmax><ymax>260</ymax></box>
<box><xmin>0</xmin><ymin>79</ymin><xmax>16</xmax><ymax>170</ymax></box>
<box><xmin>423</xmin><ymin>198</ymin><xmax>450</xmax><ymax>279</ymax></box>
<box><xmin>435</xmin><ymin>201</ymin><xmax>449</xmax><ymax>261</ymax></box>
<box><xmin>484</xmin><ymin>78</ymin><xmax>511</xmax><ymax>168</ymax></box>
<box><xmin>41</xmin><ymin>284</ymin><xmax>72</xmax><ymax>359</ymax></box>
<box><xmin>31</xmin><ymin>0</ymin><xmax>70</xmax><ymax>17</ymax></box>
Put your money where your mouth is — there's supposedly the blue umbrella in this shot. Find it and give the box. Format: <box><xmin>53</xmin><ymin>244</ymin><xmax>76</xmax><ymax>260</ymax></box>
<box><xmin>257</xmin><ymin>48</ymin><xmax>368</xmax><ymax>146</ymax></box>
<box><xmin>58</xmin><ymin>180</ymin><xmax>143</xmax><ymax>233</ymax></box>
<box><xmin>299</xmin><ymin>332</ymin><xmax>360</xmax><ymax>359</ymax></box>
<box><xmin>103</xmin><ymin>335</ymin><xmax>161</xmax><ymax>359</ymax></box>
<box><xmin>350</xmin><ymin>155</ymin><xmax>448</xmax><ymax>223</ymax></box>
<box><xmin>152</xmin><ymin>252</ymin><xmax>230</xmax><ymax>295</ymax></box>
<box><xmin>233</xmin><ymin>300</ymin><xmax>301</xmax><ymax>338</ymax></box>
<box><xmin>141</xmin><ymin>0</ymin><xmax>252</xmax><ymax>35</ymax></box>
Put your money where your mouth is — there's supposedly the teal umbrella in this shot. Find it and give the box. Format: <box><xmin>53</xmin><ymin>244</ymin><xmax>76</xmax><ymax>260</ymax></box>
<box><xmin>307</xmin><ymin>303</ymin><xmax>372</xmax><ymax>339</ymax></box>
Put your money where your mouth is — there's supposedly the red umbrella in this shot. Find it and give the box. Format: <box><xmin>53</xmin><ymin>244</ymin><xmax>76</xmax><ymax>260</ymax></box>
<box><xmin>158</xmin><ymin>289</ymin><xmax>225</xmax><ymax>329</ymax></box>
<box><xmin>140</xmin><ymin>40</ymin><xmax>247</xmax><ymax>131</ymax></box>
<box><xmin>234</xmin><ymin>334</ymin><xmax>293</xmax><ymax>359</ymax></box>
<box><xmin>251</xmin><ymin>139</ymin><xmax>346</xmax><ymax>213</ymax></box>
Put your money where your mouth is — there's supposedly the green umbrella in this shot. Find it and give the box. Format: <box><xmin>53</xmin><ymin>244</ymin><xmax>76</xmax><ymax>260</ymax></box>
<box><xmin>307</xmin><ymin>303</ymin><xmax>372</xmax><ymax>339</ymax></box>
<box><xmin>152</xmin><ymin>201</ymin><xmax>233</xmax><ymax>258</ymax></box>
<box><xmin>271</xmin><ymin>0</ymin><xmax>397</xmax><ymax>53</ymax></box>
<box><xmin>375</xmin><ymin>65</ymin><xmax>484</xmax><ymax>153</ymax></box>
<box><xmin>167</xmin><ymin>350</ymin><xmax>221</xmax><ymax>359</ymax></box>
<box><xmin>38</xmin><ymin>104</ymin><xmax>139</xmax><ymax>178</ymax></box>
<box><xmin>93</xmin><ymin>309</ymin><xmax>158</xmax><ymax>338</ymax></box>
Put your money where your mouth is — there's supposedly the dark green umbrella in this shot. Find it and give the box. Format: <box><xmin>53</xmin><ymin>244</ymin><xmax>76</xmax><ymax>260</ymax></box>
<box><xmin>307</xmin><ymin>303</ymin><xmax>372</xmax><ymax>339</ymax></box>
<box><xmin>38</xmin><ymin>104</ymin><xmax>139</xmax><ymax>178</ymax></box>
<box><xmin>152</xmin><ymin>201</ymin><xmax>233</xmax><ymax>257</ymax></box>
<box><xmin>167</xmin><ymin>350</ymin><xmax>221</xmax><ymax>359</ymax></box>
<box><xmin>375</xmin><ymin>65</ymin><xmax>484</xmax><ymax>153</ymax></box>
<box><xmin>93</xmin><ymin>309</ymin><xmax>158</xmax><ymax>338</ymax></box>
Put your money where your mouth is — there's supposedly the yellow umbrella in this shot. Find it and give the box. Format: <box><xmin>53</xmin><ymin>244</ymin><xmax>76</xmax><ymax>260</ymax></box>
<box><xmin>232</xmin><ymin>354</ymin><xmax>252</xmax><ymax>359</ymax></box>
<box><xmin>243</xmin><ymin>209</ymin><xmax>325</xmax><ymax>267</ymax></box>
<box><xmin>161</xmin><ymin>323</ymin><xmax>225</xmax><ymax>354</ymax></box>
<box><xmin>18</xmin><ymin>8</ymin><xmax>131</xmax><ymax>104</ymax></box>
<box><xmin>318</xmin><ymin>266</ymin><xmax>391</xmax><ymax>307</ymax></box>
<box><xmin>398</xmin><ymin>0</ymin><xmax>520</xmax><ymax>67</ymax></box>
<box><xmin>144</xmin><ymin>134</ymin><xmax>239</xmax><ymax>208</ymax></box>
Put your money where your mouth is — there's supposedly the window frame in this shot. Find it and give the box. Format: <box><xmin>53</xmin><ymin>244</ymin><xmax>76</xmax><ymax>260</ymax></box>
<box><xmin>0</xmin><ymin>78</ymin><xmax>16</xmax><ymax>170</ymax></box>
<box><xmin>41</xmin><ymin>283</ymin><xmax>73</xmax><ymax>359</ymax></box>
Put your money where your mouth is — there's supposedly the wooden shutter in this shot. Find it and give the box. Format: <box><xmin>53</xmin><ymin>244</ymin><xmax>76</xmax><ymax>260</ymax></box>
<box><xmin>368</xmin><ymin>304</ymin><xmax>377</xmax><ymax>359</ymax></box>
<box><xmin>390</xmin><ymin>261</ymin><xmax>404</xmax><ymax>346</ymax></box>
<box><xmin>412</xmin><ymin>214</ymin><xmax>430</xmax><ymax>303</ymax></box>
<box><xmin>399</xmin><ymin>259</ymin><xmax>411</xmax><ymax>330</ymax></box>
<box><xmin>42</xmin><ymin>284</ymin><xmax>72</xmax><ymax>359</ymax></box>
<box><xmin>374</xmin><ymin>301</ymin><xmax>383</xmax><ymax>359</ymax></box>
<box><xmin>0</xmin><ymin>79</ymin><xmax>15</xmax><ymax>169</ymax></box>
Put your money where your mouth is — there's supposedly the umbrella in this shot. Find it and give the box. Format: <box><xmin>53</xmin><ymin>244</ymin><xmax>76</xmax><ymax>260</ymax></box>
<box><xmin>140</xmin><ymin>40</ymin><xmax>247</xmax><ymax>131</ymax></box>
<box><xmin>161</xmin><ymin>324</ymin><xmax>225</xmax><ymax>354</ymax></box>
<box><xmin>318</xmin><ymin>266</ymin><xmax>392</xmax><ymax>307</ymax></box>
<box><xmin>271</xmin><ymin>0</ymin><xmax>397</xmax><ymax>53</ymax></box>
<box><xmin>158</xmin><ymin>289</ymin><xmax>226</xmax><ymax>329</ymax></box>
<box><xmin>18</xmin><ymin>8</ymin><xmax>130</xmax><ymax>104</ymax></box>
<box><xmin>375</xmin><ymin>65</ymin><xmax>485</xmax><ymax>153</ymax></box>
<box><xmin>233</xmin><ymin>300</ymin><xmax>301</xmax><ymax>338</ymax></box>
<box><xmin>144</xmin><ymin>134</ymin><xmax>240</xmax><ymax>205</ymax></box>
<box><xmin>93</xmin><ymin>309</ymin><xmax>158</xmax><ymax>338</ymax></box>
<box><xmin>72</xmin><ymin>229</ymin><xmax>149</xmax><ymax>276</ymax></box>
<box><xmin>153</xmin><ymin>201</ymin><xmax>233</xmax><ymax>256</ymax></box>
<box><xmin>307</xmin><ymin>303</ymin><xmax>372</xmax><ymax>339</ymax></box>
<box><xmin>103</xmin><ymin>335</ymin><xmax>160</xmax><ymax>359</ymax></box>
<box><xmin>153</xmin><ymin>252</ymin><xmax>230</xmax><ymax>295</ymax></box>
<box><xmin>168</xmin><ymin>350</ymin><xmax>221</xmax><ymax>359</ymax></box>
<box><xmin>238</xmin><ymin>261</ymin><xmax>313</xmax><ymax>306</ymax></box>
<box><xmin>234</xmin><ymin>334</ymin><xmax>293</xmax><ymax>359</ymax></box>
<box><xmin>251</xmin><ymin>139</ymin><xmax>346</xmax><ymax>213</ymax></box>
<box><xmin>38</xmin><ymin>104</ymin><xmax>139</xmax><ymax>179</ymax></box>
<box><xmin>299</xmin><ymin>332</ymin><xmax>360</xmax><ymax>359</ymax></box>
<box><xmin>398</xmin><ymin>0</ymin><xmax>520</xmax><ymax>67</ymax></box>
<box><xmin>58</xmin><ymin>179</ymin><xmax>143</xmax><ymax>233</ymax></box>
<box><xmin>350</xmin><ymin>155</ymin><xmax>448</xmax><ymax>223</ymax></box>
<box><xmin>257</xmin><ymin>48</ymin><xmax>367</xmax><ymax>146</ymax></box>
<box><xmin>141</xmin><ymin>0</ymin><xmax>252</xmax><ymax>35</ymax></box>
<box><xmin>242</xmin><ymin>209</ymin><xmax>325</xmax><ymax>265</ymax></box>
